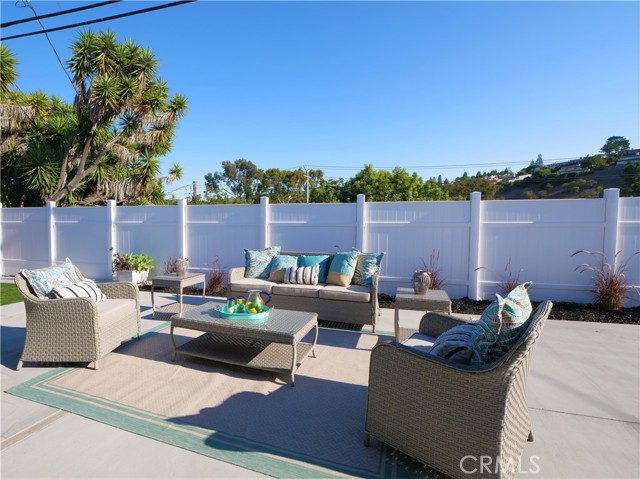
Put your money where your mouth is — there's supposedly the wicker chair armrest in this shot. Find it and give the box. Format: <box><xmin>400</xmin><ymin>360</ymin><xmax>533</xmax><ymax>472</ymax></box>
<box><xmin>418</xmin><ymin>312</ymin><xmax>479</xmax><ymax>337</ymax></box>
<box><xmin>26</xmin><ymin>296</ymin><xmax>98</xmax><ymax>323</ymax></box>
<box><xmin>227</xmin><ymin>267</ymin><xmax>246</xmax><ymax>284</ymax></box>
<box><xmin>96</xmin><ymin>281</ymin><xmax>138</xmax><ymax>300</ymax></box>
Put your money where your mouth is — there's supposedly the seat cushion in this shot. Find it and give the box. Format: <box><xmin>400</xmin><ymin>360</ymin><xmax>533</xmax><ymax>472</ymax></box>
<box><xmin>96</xmin><ymin>298</ymin><xmax>136</xmax><ymax>322</ymax></box>
<box><xmin>272</xmin><ymin>283</ymin><xmax>321</xmax><ymax>298</ymax></box>
<box><xmin>318</xmin><ymin>284</ymin><xmax>371</xmax><ymax>303</ymax></box>
<box><xmin>402</xmin><ymin>332</ymin><xmax>437</xmax><ymax>353</ymax></box>
<box><xmin>229</xmin><ymin>278</ymin><xmax>275</xmax><ymax>294</ymax></box>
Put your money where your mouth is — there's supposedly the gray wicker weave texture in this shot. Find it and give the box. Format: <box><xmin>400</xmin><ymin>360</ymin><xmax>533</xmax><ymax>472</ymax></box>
<box><xmin>365</xmin><ymin>301</ymin><xmax>553</xmax><ymax>479</ymax></box>
<box><xmin>15</xmin><ymin>266</ymin><xmax>141</xmax><ymax>369</ymax></box>
<box><xmin>170</xmin><ymin>302</ymin><xmax>318</xmax><ymax>385</ymax></box>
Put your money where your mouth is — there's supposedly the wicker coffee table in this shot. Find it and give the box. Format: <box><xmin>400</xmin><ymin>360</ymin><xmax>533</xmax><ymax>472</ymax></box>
<box><xmin>170</xmin><ymin>302</ymin><xmax>318</xmax><ymax>386</ymax></box>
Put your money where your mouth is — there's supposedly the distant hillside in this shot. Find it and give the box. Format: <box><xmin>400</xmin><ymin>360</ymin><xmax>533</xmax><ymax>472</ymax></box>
<box><xmin>496</xmin><ymin>165</ymin><xmax>627</xmax><ymax>199</ymax></box>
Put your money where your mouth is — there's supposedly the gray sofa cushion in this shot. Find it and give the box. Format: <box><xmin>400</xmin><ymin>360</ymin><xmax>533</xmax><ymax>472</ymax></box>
<box><xmin>272</xmin><ymin>283</ymin><xmax>321</xmax><ymax>298</ymax></box>
<box><xmin>229</xmin><ymin>278</ymin><xmax>275</xmax><ymax>293</ymax></box>
<box><xmin>97</xmin><ymin>299</ymin><xmax>137</xmax><ymax>324</ymax></box>
<box><xmin>318</xmin><ymin>284</ymin><xmax>371</xmax><ymax>303</ymax></box>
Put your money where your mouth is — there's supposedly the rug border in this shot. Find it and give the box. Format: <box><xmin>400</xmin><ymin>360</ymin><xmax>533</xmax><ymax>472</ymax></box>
<box><xmin>6</xmin><ymin>323</ymin><xmax>397</xmax><ymax>479</ymax></box>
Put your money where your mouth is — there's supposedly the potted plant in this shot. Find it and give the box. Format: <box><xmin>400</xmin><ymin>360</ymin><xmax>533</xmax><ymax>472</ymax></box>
<box><xmin>112</xmin><ymin>252</ymin><xmax>154</xmax><ymax>284</ymax></box>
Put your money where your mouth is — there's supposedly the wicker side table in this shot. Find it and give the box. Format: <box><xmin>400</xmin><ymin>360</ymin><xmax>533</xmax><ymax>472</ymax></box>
<box><xmin>394</xmin><ymin>287</ymin><xmax>452</xmax><ymax>342</ymax></box>
<box><xmin>151</xmin><ymin>273</ymin><xmax>206</xmax><ymax>318</ymax></box>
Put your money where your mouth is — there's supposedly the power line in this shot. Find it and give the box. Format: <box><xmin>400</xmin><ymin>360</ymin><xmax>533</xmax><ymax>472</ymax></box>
<box><xmin>1</xmin><ymin>1</ymin><xmax>122</xmax><ymax>28</ymax></box>
<box><xmin>1</xmin><ymin>0</ymin><xmax>197</xmax><ymax>41</ymax></box>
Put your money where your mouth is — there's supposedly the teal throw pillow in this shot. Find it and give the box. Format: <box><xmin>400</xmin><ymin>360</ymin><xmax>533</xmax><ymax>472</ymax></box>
<box><xmin>351</xmin><ymin>250</ymin><xmax>385</xmax><ymax>287</ymax></box>
<box><xmin>244</xmin><ymin>246</ymin><xmax>281</xmax><ymax>279</ymax></box>
<box><xmin>429</xmin><ymin>323</ymin><xmax>480</xmax><ymax>365</ymax></box>
<box><xmin>20</xmin><ymin>258</ymin><xmax>80</xmax><ymax>298</ymax></box>
<box><xmin>326</xmin><ymin>251</ymin><xmax>358</xmax><ymax>287</ymax></box>
<box><xmin>267</xmin><ymin>255</ymin><xmax>298</xmax><ymax>282</ymax></box>
<box><xmin>298</xmin><ymin>255</ymin><xmax>330</xmax><ymax>283</ymax></box>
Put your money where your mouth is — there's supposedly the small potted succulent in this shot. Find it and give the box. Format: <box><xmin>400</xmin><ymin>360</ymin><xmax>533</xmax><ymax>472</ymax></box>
<box><xmin>112</xmin><ymin>251</ymin><xmax>154</xmax><ymax>284</ymax></box>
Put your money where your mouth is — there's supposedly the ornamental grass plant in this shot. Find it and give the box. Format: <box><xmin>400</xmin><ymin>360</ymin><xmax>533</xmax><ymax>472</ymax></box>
<box><xmin>572</xmin><ymin>250</ymin><xmax>640</xmax><ymax>311</ymax></box>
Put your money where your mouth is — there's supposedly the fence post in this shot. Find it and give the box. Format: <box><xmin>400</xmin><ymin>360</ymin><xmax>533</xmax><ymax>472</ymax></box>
<box><xmin>106</xmin><ymin>200</ymin><xmax>116</xmax><ymax>279</ymax></box>
<box><xmin>356</xmin><ymin>194</ymin><xmax>366</xmax><ymax>251</ymax></box>
<box><xmin>468</xmin><ymin>192</ymin><xmax>482</xmax><ymax>300</ymax></box>
<box><xmin>603</xmin><ymin>188</ymin><xmax>620</xmax><ymax>266</ymax></box>
<box><xmin>178</xmin><ymin>198</ymin><xmax>187</xmax><ymax>259</ymax></box>
<box><xmin>260</xmin><ymin>196</ymin><xmax>269</xmax><ymax>248</ymax></box>
<box><xmin>47</xmin><ymin>201</ymin><xmax>56</xmax><ymax>266</ymax></box>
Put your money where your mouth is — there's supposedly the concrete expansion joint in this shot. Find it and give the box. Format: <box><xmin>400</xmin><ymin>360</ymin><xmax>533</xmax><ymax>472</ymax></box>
<box><xmin>0</xmin><ymin>410</ymin><xmax>68</xmax><ymax>450</ymax></box>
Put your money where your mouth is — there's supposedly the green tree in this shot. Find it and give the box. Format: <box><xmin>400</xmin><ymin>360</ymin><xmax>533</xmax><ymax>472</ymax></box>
<box><xmin>621</xmin><ymin>162</ymin><xmax>640</xmax><ymax>196</ymax></box>
<box><xmin>444</xmin><ymin>176</ymin><xmax>500</xmax><ymax>200</ymax></box>
<box><xmin>204</xmin><ymin>159</ymin><xmax>265</xmax><ymax>203</ymax></box>
<box><xmin>600</xmin><ymin>136</ymin><xmax>630</xmax><ymax>162</ymax></box>
<box><xmin>0</xmin><ymin>33</ymin><xmax>187</xmax><ymax>206</ymax></box>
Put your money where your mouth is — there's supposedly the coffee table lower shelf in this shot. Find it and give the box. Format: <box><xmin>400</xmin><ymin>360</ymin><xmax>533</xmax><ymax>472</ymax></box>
<box><xmin>172</xmin><ymin>332</ymin><xmax>316</xmax><ymax>386</ymax></box>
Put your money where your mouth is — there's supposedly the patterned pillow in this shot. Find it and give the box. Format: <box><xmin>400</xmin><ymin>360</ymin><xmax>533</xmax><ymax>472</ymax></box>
<box><xmin>429</xmin><ymin>323</ymin><xmax>480</xmax><ymax>365</ymax></box>
<box><xmin>351</xmin><ymin>251</ymin><xmax>385</xmax><ymax>287</ymax></box>
<box><xmin>284</xmin><ymin>265</ymin><xmax>319</xmax><ymax>286</ymax></box>
<box><xmin>298</xmin><ymin>255</ymin><xmax>331</xmax><ymax>283</ymax></box>
<box><xmin>244</xmin><ymin>246</ymin><xmax>281</xmax><ymax>279</ymax></box>
<box><xmin>326</xmin><ymin>251</ymin><xmax>358</xmax><ymax>287</ymax></box>
<box><xmin>20</xmin><ymin>258</ymin><xmax>80</xmax><ymax>298</ymax></box>
<box><xmin>499</xmin><ymin>282</ymin><xmax>534</xmax><ymax>350</ymax></box>
<box><xmin>50</xmin><ymin>279</ymin><xmax>107</xmax><ymax>302</ymax></box>
<box><xmin>267</xmin><ymin>255</ymin><xmax>298</xmax><ymax>282</ymax></box>
<box><xmin>472</xmin><ymin>292</ymin><xmax>527</xmax><ymax>364</ymax></box>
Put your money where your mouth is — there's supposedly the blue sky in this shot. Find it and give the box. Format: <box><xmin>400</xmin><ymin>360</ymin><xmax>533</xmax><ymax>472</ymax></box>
<box><xmin>2</xmin><ymin>0</ymin><xmax>639</xmax><ymax>199</ymax></box>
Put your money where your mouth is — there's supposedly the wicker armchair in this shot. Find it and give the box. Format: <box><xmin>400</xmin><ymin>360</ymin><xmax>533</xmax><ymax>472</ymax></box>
<box><xmin>15</xmin><ymin>266</ymin><xmax>141</xmax><ymax>370</ymax></box>
<box><xmin>364</xmin><ymin>301</ymin><xmax>553</xmax><ymax>479</ymax></box>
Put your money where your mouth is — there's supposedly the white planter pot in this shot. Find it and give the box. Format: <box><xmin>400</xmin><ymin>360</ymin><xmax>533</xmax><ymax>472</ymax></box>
<box><xmin>116</xmin><ymin>270</ymin><xmax>149</xmax><ymax>284</ymax></box>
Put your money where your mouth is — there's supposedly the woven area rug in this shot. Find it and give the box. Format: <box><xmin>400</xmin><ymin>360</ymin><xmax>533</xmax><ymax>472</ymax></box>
<box><xmin>7</xmin><ymin>324</ymin><xmax>440</xmax><ymax>478</ymax></box>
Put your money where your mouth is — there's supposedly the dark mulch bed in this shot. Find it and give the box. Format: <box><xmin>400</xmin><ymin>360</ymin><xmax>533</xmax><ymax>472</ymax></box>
<box><xmin>379</xmin><ymin>294</ymin><xmax>640</xmax><ymax>325</ymax></box>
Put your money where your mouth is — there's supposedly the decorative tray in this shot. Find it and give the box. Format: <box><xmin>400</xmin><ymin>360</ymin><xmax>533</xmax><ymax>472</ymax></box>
<box><xmin>216</xmin><ymin>305</ymin><xmax>272</xmax><ymax>322</ymax></box>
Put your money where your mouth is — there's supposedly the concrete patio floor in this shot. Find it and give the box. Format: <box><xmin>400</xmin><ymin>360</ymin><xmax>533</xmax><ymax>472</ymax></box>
<box><xmin>1</xmin><ymin>290</ymin><xmax>639</xmax><ymax>478</ymax></box>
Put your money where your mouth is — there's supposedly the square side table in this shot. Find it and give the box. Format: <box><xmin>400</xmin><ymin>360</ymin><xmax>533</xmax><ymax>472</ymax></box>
<box><xmin>394</xmin><ymin>287</ymin><xmax>452</xmax><ymax>342</ymax></box>
<box><xmin>151</xmin><ymin>273</ymin><xmax>206</xmax><ymax>318</ymax></box>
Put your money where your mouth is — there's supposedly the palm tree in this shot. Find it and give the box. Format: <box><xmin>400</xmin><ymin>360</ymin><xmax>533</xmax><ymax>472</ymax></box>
<box><xmin>48</xmin><ymin>30</ymin><xmax>188</xmax><ymax>202</ymax></box>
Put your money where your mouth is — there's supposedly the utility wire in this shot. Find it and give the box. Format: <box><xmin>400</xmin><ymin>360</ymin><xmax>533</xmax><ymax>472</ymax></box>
<box><xmin>16</xmin><ymin>1</ymin><xmax>74</xmax><ymax>88</ymax></box>
<box><xmin>1</xmin><ymin>0</ymin><xmax>197</xmax><ymax>41</ymax></box>
<box><xmin>1</xmin><ymin>1</ymin><xmax>122</xmax><ymax>28</ymax></box>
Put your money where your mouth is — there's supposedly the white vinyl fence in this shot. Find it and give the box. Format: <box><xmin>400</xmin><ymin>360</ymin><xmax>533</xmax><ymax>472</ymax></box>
<box><xmin>1</xmin><ymin>190</ymin><xmax>638</xmax><ymax>307</ymax></box>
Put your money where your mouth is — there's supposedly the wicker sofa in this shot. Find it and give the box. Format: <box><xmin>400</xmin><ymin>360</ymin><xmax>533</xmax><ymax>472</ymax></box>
<box><xmin>364</xmin><ymin>301</ymin><xmax>553</xmax><ymax>479</ymax></box>
<box><xmin>227</xmin><ymin>251</ymin><xmax>380</xmax><ymax>330</ymax></box>
<box><xmin>15</xmin><ymin>266</ymin><xmax>141</xmax><ymax>370</ymax></box>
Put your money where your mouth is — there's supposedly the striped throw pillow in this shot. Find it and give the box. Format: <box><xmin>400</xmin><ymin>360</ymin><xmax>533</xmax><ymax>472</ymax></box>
<box><xmin>284</xmin><ymin>265</ymin><xmax>319</xmax><ymax>286</ymax></box>
<box><xmin>429</xmin><ymin>323</ymin><xmax>480</xmax><ymax>364</ymax></box>
<box><xmin>50</xmin><ymin>279</ymin><xmax>107</xmax><ymax>302</ymax></box>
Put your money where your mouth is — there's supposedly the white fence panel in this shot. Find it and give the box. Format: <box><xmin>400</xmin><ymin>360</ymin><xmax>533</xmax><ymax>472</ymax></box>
<box><xmin>54</xmin><ymin>207</ymin><xmax>109</xmax><ymax>279</ymax></box>
<box><xmin>187</xmin><ymin>204</ymin><xmax>261</xmax><ymax>273</ymax></box>
<box><xmin>1</xmin><ymin>207</ymin><xmax>49</xmax><ymax>274</ymax></box>
<box><xmin>619</xmin><ymin>197</ymin><xmax>640</xmax><ymax>307</ymax></box>
<box><xmin>479</xmin><ymin>199</ymin><xmax>606</xmax><ymax>303</ymax></box>
<box><xmin>115</xmin><ymin>206</ymin><xmax>180</xmax><ymax>276</ymax></box>
<box><xmin>269</xmin><ymin>203</ymin><xmax>357</xmax><ymax>253</ymax></box>
<box><xmin>366</xmin><ymin>201</ymin><xmax>470</xmax><ymax>298</ymax></box>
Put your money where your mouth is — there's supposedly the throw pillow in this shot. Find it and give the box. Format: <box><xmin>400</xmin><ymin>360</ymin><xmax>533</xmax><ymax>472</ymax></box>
<box><xmin>472</xmin><ymin>293</ymin><xmax>526</xmax><ymax>364</ymax></box>
<box><xmin>267</xmin><ymin>255</ymin><xmax>298</xmax><ymax>282</ymax></box>
<box><xmin>244</xmin><ymin>246</ymin><xmax>281</xmax><ymax>279</ymax></box>
<box><xmin>351</xmin><ymin>250</ymin><xmax>385</xmax><ymax>287</ymax></box>
<box><xmin>298</xmin><ymin>255</ymin><xmax>331</xmax><ymax>283</ymax></box>
<box><xmin>284</xmin><ymin>265</ymin><xmax>319</xmax><ymax>285</ymax></box>
<box><xmin>50</xmin><ymin>279</ymin><xmax>107</xmax><ymax>302</ymax></box>
<box><xmin>20</xmin><ymin>258</ymin><xmax>81</xmax><ymax>298</ymax></box>
<box><xmin>326</xmin><ymin>251</ymin><xmax>358</xmax><ymax>287</ymax></box>
<box><xmin>429</xmin><ymin>323</ymin><xmax>480</xmax><ymax>365</ymax></box>
<box><xmin>497</xmin><ymin>281</ymin><xmax>534</xmax><ymax>350</ymax></box>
